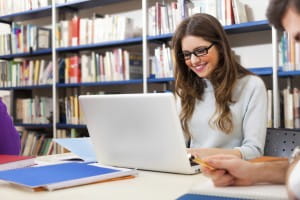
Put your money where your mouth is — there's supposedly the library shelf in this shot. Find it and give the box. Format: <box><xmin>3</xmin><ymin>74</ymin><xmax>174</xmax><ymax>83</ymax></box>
<box><xmin>147</xmin><ymin>67</ymin><xmax>273</xmax><ymax>83</ymax></box>
<box><xmin>56</xmin><ymin>124</ymin><xmax>86</xmax><ymax>129</ymax></box>
<box><xmin>0</xmin><ymin>6</ymin><xmax>52</xmax><ymax>23</ymax></box>
<box><xmin>0</xmin><ymin>84</ymin><xmax>52</xmax><ymax>90</ymax></box>
<box><xmin>278</xmin><ymin>70</ymin><xmax>300</xmax><ymax>77</ymax></box>
<box><xmin>56</xmin><ymin>79</ymin><xmax>143</xmax><ymax>88</ymax></box>
<box><xmin>248</xmin><ymin>67</ymin><xmax>273</xmax><ymax>76</ymax></box>
<box><xmin>0</xmin><ymin>49</ymin><xmax>52</xmax><ymax>60</ymax></box>
<box><xmin>0</xmin><ymin>38</ymin><xmax>142</xmax><ymax>60</ymax></box>
<box><xmin>14</xmin><ymin>123</ymin><xmax>87</xmax><ymax>129</ymax></box>
<box><xmin>223</xmin><ymin>20</ymin><xmax>270</xmax><ymax>34</ymax></box>
<box><xmin>14</xmin><ymin>123</ymin><xmax>53</xmax><ymax>128</ymax></box>
<box><xmin>56</xmin><ymin>37</ymin><xmax>143</xmax><ymax>53</ymax></box>
<box><xmin>0</xmin><ymin>0</ymin><xmax>128</xmax><ymax>23</ymax></box>
<box><xmin>148</xmin><ymin>77</ymin><xmax>175</xmax><ymax>83</ymax></box>
<box><xmin>147</xmin><ymin>20</ymin><xmax>270</xmax><ymax>42</ymax></box>
<box><xmin>56</xmin><ymin>0</ymin><xmax>129</xmax><ymax>10</ymax></box>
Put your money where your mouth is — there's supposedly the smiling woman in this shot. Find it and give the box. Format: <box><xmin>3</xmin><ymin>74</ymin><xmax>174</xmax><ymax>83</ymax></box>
<box><xmin>171</xmin><ymin>13</ymin><xmax>268</xmax><ymax>160</ymax></box>
<box><xmin>0</xmin><ymin>99</ymin><xmax>20</xmax><ymax>155</ymax></box>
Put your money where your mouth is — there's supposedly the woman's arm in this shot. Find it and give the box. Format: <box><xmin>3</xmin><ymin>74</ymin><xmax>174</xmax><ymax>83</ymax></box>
<box><xmin>188</xmin><ymin>148</ymin><xmax>242</xmax><ymax>158</ymax></box>
<box><xmin>234</xmin><ymin>76</ymin><xmax>268</xmax><ymax>160</ymax></box>
<box><xmin>0</xmin><ymin>99</ymin><xmax>21</xmax><ymax>155</ymax></box>
<box><xmin>287</xmin><ymin>152</ymin><xmax>300</xmax><ymax>200</ymax></box>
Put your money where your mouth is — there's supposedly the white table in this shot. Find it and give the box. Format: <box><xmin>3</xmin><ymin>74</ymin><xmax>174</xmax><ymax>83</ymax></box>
<box><xmin>0</xmin><ymin>169</ymin><xmax>205</xmax><ymax>200</ymax></box>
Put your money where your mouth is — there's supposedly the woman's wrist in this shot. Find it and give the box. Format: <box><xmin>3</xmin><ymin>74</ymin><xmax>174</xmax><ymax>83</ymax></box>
<box><xmin>251</xmin><ymin>161</ymin><xmax>289</xmax><ymax>184</ymax></box>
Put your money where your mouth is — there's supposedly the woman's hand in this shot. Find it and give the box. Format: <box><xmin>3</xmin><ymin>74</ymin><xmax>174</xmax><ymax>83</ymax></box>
<box><xmin>201</xmin><ymin>154</ymin><xmax>257</xmax><ymax>187</ymax></box>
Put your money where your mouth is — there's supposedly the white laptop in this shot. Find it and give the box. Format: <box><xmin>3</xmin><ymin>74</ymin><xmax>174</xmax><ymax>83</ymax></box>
<box><xmin>79</xmin><ymin>93</ymin><xmax>200</xmax><ymax>174</ymax></box>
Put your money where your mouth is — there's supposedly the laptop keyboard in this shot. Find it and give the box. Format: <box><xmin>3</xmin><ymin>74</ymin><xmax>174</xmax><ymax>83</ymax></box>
<box><xmin>189</xmin><ymin>155</ymin><xmax>199</xmax><ymax>166</ymax></box>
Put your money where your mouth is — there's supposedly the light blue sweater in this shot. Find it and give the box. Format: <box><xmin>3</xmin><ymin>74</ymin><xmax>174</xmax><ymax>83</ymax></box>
<box><xmin>181</xmin><ymin>75</ymin><xmax>267</xmax><ymax>160</ymax></box>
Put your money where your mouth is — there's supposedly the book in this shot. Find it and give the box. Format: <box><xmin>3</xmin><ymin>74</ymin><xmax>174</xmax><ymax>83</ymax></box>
<box><xmin>0</xmin><ymin>154</ymin><xmax>35</xmax><ymax>171</ymax></box>
<box><xmin>178</xmin><ymin>178</ymin><xmax>288</xmax><ymax>200</ymax></box>
<box><xmin>0</xmin><ymin>162</ymin><xmax>137</xmax><ymax>191</ymax></box>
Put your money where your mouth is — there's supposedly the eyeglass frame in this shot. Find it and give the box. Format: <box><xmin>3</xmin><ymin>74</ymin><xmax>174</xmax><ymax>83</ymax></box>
<box><xmin>179</xmin><ymin>43</ymin><xmax>215</xmax><ymax>61</ymax></box>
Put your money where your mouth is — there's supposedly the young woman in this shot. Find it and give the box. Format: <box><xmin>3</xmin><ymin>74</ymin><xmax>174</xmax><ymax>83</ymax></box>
<box><xmin>172</xmin><ymin>13</ymin><xmax>267</xmax><ymax>160</ymax></box>
<box><xmin>0</xmin><ymin>99</ymin><xmax>20</xmax><ymax>155</ymax></box>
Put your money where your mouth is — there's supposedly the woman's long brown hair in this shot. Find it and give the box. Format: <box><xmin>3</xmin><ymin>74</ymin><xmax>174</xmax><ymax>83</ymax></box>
<box><xmin>172</xmin><ymin>13</ymin><xmax>252</xmax><ymax>139</ymax></box>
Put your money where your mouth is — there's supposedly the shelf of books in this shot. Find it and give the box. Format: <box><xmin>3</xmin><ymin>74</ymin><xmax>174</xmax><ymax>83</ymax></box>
<box><xmin>0</xmin><ymin>5</ymin><xmax>52</xmax><ymax>23</ymax></box>
<box><xmin>56</xmin><ymin>80</ymin><xmax>144</xmax><ymax>88</ymax></box>
<box><xmin>279</xmin><ymin>71</ymin><xmax>300</xmax><ymax>77</ymax></box>
<box><xmin>0</xmin><ymin>84</ymin><xmax>52</xmax><ymax>90</ymax></box>
<box><xmin>223</xmin><ymin>20</ymin><xmax>270</xmax><ymax>34</ymax></box>
<box><xmin>56</xmin><ymin>123</ymin><xmax>86</xmax><ymax>129</ymax></box>
<box><xmin>14</xmin><ymin>123</ymin><xmax>52</xmax><ymax>128</ymax></box>
<box><xmin>55</xmin><ymin>0</ymin><xmax>129</xmax><ymax>10</ymax></box>
<box><xmin>147</xmin><ymin>20</ymin><xmax>270</xmax><ymax>42</ymax></box>
<box><xmin>0</xmin><ymin>0</ymin><xmax>129</xmax><ymax>22</ymax></box>
<box><xmin>15</xmin><ymin>123</ymin><xmax>87</xmax><ymax>129</ymax></box>
<box><xmin>0</xmin><ymin>49</ymin><xmax>52</xmax><ymax>60</ymax></box>
<box><xmin>56</xmin><ymin>37</ymin><xmax>143</xmax><ymax>53</ymax></box>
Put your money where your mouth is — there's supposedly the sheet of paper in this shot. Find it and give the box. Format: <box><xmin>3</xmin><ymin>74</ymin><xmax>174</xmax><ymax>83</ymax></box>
<box><xmin>53</xmin><ymin>138</ymin><xmax>97</xmax><ymax>162</ymax></box>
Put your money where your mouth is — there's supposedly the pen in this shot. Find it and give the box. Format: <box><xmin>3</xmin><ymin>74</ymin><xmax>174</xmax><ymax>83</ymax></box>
<box><xmin>193</xmin><ymin>158</ymin><xmax>215</xmax><ymax>170</ymax></box>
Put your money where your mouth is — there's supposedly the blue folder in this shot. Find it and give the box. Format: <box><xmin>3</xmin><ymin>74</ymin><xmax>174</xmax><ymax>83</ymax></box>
<box><xmin>0</xmin><ymin>162</ymin><xmax>136</xmax><ymax>190</ymax></box>
<box><xmin>177</xmin><ymin>194</ymin><xmax>249</xmax><ymax>200</ymax></box>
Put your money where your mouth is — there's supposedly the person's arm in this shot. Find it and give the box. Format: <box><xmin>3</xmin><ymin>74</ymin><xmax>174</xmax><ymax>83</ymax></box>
<box><xmin>287</xmin><ymin>149</ymin><xmax>300</xmax><ymax>200</ymax></box>
<box><xmin>201</xmin><ymin>154</ymin><xmax>289</xmax><ymax>187</ymax></box>
<box><xmin>188</xmin><ymin>148</ymin><xmax>242</xmax><ymax>158</ymax></box>
<box><xmin>234</xmin><ymin>77</ymin><xmax>268</xmax><ymax>160</ymax></box>
<box><xmin>0</xmin><ymin>99</ymin><xmax>21</xmax><ymax>155</ymax></box>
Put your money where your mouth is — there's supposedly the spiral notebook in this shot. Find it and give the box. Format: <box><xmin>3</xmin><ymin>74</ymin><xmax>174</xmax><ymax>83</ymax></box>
<box><xmin>178</xmin><ymin>178</ymin><xmax>288</xmax><ymax>200</ymax></box>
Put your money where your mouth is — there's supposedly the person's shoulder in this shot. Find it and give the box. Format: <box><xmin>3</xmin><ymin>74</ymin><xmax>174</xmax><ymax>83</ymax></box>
<box><xmin>0</xmin><ymin>99</ymin><xmax>6</xmax><ymax>113</ymax></box>
<box><xmin>239</xmin><ymin>75</ymin><xmax>265</xmax><ymax>89</ymax></box>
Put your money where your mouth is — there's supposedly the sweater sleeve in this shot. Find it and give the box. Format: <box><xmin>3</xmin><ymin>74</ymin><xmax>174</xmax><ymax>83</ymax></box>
<box><xmin>0</xmin><ymin>99</ymin><xmax>21</xmax><ymax>155</ymax></box>
<box><xmin>234</xmin><ymin>77</ymin><xmax>267</xmax><ymax>160</ymax></box>
<box><xmin>288</xmin><ymin>160</ymin><xmax>300</xmax><ymax>199</ymax></box>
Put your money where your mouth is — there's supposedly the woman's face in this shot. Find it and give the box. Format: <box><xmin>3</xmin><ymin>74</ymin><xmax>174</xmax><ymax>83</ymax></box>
<box><xmin>181</xmin><ymin>35</ymin><xmax>219</xmax><ymax>79</ymax></box>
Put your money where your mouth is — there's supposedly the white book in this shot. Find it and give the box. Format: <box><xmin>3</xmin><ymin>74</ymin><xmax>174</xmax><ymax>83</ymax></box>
<box><xmin>79</xmin><ymin>18</ymin><xmax>88</xmax><ymax>45</ymax></box>
<box><xmin>38</xmin><ymin>59</ymin><xmax>45</xmax><ymax>85</ymax></box>
<box><xmin>60</xmin><ymin>20</ymin><xmax>69</xmax><ymax>47</ymax></box>
<box><xmin>293</xmin><ymin>88</ymin><xmax>300</xmax><ymax>128</ymax></box>
<box><xmin>188</xmin><ymin>178</ymin><xmax>288</xmax><ymax>200</ymax></box>
<box><xmin>80</xmin><ymin>53</ymin><xmax>89</xmax><ymax>82</ymax></box>
<box><xmin>232</xmin><ymin>0</ymin><xmax>248</xmax><ymax>24</ymax></box>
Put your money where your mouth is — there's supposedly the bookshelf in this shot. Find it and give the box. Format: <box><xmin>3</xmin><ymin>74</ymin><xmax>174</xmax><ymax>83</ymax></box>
<box><xmin>0</xmin><ymin>0</ymin><xmax>296</xmax><ymax>155</ymax></box>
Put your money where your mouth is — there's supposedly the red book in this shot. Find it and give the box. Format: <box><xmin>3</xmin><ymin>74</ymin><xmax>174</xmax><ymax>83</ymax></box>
<box><xmin>0</xmin><ymin>154</ymin><xmax>35</xmax><ymax>171</ymax></box>
<box><xmin>71</xmin><ymin>14</ymin><xmax>80</xmax><ymax>46</ymax></box>
<box><xmin>69</xmin><ymin>55</ymin><xmax>81</xmax><ymax>83</ymax></box>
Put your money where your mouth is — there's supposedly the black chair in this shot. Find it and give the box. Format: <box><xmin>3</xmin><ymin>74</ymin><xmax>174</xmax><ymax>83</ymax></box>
<box><xmin>264</xmin><ymin>128</ymin><xmax>300</xmax><ymax>157</ymax></box>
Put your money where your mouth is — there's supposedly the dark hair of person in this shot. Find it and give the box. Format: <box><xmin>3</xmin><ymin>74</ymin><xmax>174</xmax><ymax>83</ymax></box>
<box><xmin>171</xmin><ymin>13</ymin><xmax>253</xmax><ymax>138</ymax></box>
<box><xmin>266</xmin><ymin>0</ymin><xmax>300</xmax><ymax>31</ymax></box>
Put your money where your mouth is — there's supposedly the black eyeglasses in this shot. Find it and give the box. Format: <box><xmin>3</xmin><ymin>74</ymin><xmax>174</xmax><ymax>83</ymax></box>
<box><xmin>179</xmin><ymin>43</ymin><xmax>214</xmax><ymax>61</ymax></box>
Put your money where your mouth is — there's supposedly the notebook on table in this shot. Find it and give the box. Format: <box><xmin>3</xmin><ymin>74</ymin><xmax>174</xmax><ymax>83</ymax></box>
<box><xmin>177</xmin><ymin>178</ymin><xmax>288</xmax><ymax>200</ymax></box>
<box><xmin>0</xmin><ymin>162</ymin><xmax>137</xmax><ymax>191</ymax></box>
<box><xmin>79</xmin><ymin>93</ymin><xmax>200</xmax><ymax>174</ymax></box>
<box><xmin>0</xmin><ymin>154</ymin><xmax>35</xmax><ymax>171</ymax></box>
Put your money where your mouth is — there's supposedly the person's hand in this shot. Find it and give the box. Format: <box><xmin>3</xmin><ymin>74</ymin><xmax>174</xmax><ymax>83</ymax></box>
<box><xmin>201</xmin><ymin>154</ymin><xmax>257</xmax><ymax>187</ymax></box>
<box><xmin>187</xmin><ymin>148</ymin><xmax>201</xmax><ymax>158</ymax></box>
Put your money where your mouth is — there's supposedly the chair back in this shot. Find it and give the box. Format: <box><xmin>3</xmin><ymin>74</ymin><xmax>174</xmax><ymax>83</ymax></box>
<box><xmin>264</xmin><ymin>128</ymin><xmax>300</xmax><ymax>157</ymax></box>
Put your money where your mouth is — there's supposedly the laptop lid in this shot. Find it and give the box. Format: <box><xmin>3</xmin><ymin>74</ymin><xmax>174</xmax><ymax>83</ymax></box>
<box><xmin>79</xmin><ymin>93</ymin><xmax>199</xmax><ymax>174</ymax></box>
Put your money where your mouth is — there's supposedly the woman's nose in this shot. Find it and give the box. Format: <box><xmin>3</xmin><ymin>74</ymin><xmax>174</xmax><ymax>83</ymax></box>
<box><xmin>190</xmin><ymin>53</ymin><xmax>201</xmax><ymax>64</ymax></box>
